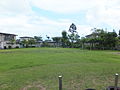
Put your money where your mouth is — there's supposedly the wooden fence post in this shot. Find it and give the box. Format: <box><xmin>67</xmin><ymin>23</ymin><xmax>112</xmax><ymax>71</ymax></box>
<box><xmin>58</xmin><ymin>75</ymin><xmax>62</xmax><ymax>90</ymax></box>
<box><xmin>115</xmin><ymin>73</ymin><xmax>119</xmax><ymax>90</ymax></box>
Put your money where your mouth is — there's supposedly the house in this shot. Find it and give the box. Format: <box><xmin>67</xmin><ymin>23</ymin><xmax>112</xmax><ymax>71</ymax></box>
<box><xmin>43</xmin><ymin>40</ymin><xmax>56</xmax><ymax>47</ymax></box>
<box><xmin>35</xmin><ymin>41</ymin><xmax>43</xmax><ymax>47</ymax></box>
<box><xmin>0</xmin><ymin>32</ymin><xmax>19</xmax><ymax>49</ymax></box>
<box><xmin>20</xmin><ymin>36</ymin><xmax>43</xmax><ymax>47</ymax></box>
<box><xmin>82</xmin><ymin>33</ymin><xmax>99</xmax><ymax>49</ymax></box>
<box><xmin>20</xmin><ymin>36</ymin><xmax>34</xmax><ymax>41</ymax></box>
<box><xmin>42</xmin><ymin>40</ymin><xmax>62</xmax><ymax>47</ymax></box>
<box><xmin>20</xmin><ymin>36</ymin><xmax>34</xmax><ymax>48</ymax></box>
<box><xmin>52</xmin><ymin>37</ymin><xmax>62</xmax><ymax>47</ymax></box>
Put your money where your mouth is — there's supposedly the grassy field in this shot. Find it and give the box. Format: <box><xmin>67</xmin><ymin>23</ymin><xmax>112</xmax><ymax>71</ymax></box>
<box><xmin>0</xmin><ymin>48</ymin><xmax>120</xmax><ymax>90</ymax></box>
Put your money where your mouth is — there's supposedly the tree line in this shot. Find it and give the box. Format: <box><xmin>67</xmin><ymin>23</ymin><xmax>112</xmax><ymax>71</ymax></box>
<box><xmin>17</xmin><ymin>23</ymin><xmax>120</xmax><ymax>50</ymax></box>
<box><xmin>54</xmin><ymin>23</ymin><xmax>120</xmax><ymax>50</ymax></box>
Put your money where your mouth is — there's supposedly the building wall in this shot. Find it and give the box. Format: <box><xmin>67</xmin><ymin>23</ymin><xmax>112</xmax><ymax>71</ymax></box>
<box><xmin>0</xmin><ymin>34</ymin><xmax>4</xmax><ymax>42</ymax></box>
<box><xmin>0</xmin><ymin>34</ymin><xmax>19</xmax><ymax>49</ymax></box>
<box><xmin>20</xmin><ymin>37</ymin><xmax>33</xmax><ymax>41</ymax></box>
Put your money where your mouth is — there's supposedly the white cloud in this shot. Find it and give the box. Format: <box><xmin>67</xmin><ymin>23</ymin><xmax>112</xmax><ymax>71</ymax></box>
<box><xmin>30</xmin><ymin>0</ymin><xmax>105</xmax><ymax>13</ymax></box>
<box><xmin>0</xmin><ymin>12</ymin><xmax>90</xmax><ymax>38</ymax></box>
<box><xmin>31</xmin><ymin>0</ymin><xmax>120</xmax><ymax>29</ymax></box>
<box><xmin>86</xmin><ymin>0</ymin><xmax>120</xmax><ymax>30</ymax></box>
<box><xmin>77</xmin><ymin>25</ymin><xmax>92</xmax><ymax>37</ymax></box>
<box><xmin>0</xmin><ymin>13</ymin><xmax>71</xmax><ymax>38</ymax></box>
<box><xmin>0</xmin><ymin>0</ymin><xmax>120</xmax><ymax>39</ymax></box>
<box><xmin>0</xmin><ymin>0</ymin><xmax>32</xmax><ymax>14</ymax></box>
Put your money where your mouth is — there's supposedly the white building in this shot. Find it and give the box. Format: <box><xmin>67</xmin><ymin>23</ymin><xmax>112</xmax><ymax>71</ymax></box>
<box><xmin>0</xmin><ymin>32</ymin><xmax>19</xmax><ymax>49</ymax></box>
<box><xmin>20</xmin><ymin>36</ymin><xmax>33</xmax><ymax>41</ymax></box>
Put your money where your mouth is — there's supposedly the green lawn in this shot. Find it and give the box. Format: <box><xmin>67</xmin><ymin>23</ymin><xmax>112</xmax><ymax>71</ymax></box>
<box><xmin>0</xmin><ymin>48</ymin><xmax>120</xmax><ymax>90</ymax></box>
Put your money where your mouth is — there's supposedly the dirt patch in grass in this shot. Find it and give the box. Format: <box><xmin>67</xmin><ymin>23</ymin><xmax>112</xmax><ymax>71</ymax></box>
<box><xmin>115</xmin><ymin>52</ymin><xmax>120</xmax><ymax>55</ymax></box>
<box><xmin>111</xmin><ymin>52</ymin><xmax>120</xmax><ymax>55</ymax></box>
<box><xmin>21</xmin><ymin>83</ymin><xmax>46</xmax><ymax>90</ymax></box>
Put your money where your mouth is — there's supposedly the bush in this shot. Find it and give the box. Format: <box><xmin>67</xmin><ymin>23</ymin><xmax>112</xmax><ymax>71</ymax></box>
<box><xmin>4</xmin><ymin>46</ymin><xmax>7</xmax><ymax>49</ymax></box>
<box><xmin>16</xmin><ymin>46</ymin><xmax>19</xmax><ymax>48</ymax></box>
<box><xmin>8</xmin><ymin>46</ymin><xmax>12</xmax><ymax>49</ymax></box>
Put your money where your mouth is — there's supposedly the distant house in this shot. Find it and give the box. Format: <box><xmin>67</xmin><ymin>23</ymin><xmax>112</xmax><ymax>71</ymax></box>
<box><xmin>20</xmin><ymin>36</ymin><xmax>34</xmax><ymax>48</ymax></box>
<box><xmin>83</xmin><ymin>33</ymin><xmax>99</xmax><ymax>49</ymax></box>
<box><xmin>42</xmin><ymin>40</ymin><xmax>62</xmax><ymax>47</ymax></box>
<box><xmin>43</xmin><ymin>40</ymin><xmax>56</xmax><ymax>47</ymax></box>
<box><xmin>20</xmin><ymin>36</ymin><xmax>33</xmax><ymax>41</ymax></box>
<box><xmin>0</xmin><ymin>32</ymin><xmax>19</xmax><ymax>49</ymax></box>
<box><xmin>52</xmin><ymin>37</ymin><xmax>62</xmax><ymax>47</ymax></box>
<box><xmin>35</xmin><ymin>41</ymin><xmax>43</xmax><ymax>47</ymax></box>
<box><xmin>20</xmin><ymin>36</ymin><xmax>43</xmax><ymax>47</ymax></box>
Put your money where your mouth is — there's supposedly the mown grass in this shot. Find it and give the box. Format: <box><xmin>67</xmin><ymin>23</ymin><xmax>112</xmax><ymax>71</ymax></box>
<box><xmin>0</xmin><ymin>48</ymin><xmax>120</xmax><ymax>90</ymax></box>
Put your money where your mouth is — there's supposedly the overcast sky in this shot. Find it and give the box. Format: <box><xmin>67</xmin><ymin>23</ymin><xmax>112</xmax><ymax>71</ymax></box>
<box><xmin>0</xmin><ymin>0</ymin><xmax>120</xmax><ymax>39</ymax></box>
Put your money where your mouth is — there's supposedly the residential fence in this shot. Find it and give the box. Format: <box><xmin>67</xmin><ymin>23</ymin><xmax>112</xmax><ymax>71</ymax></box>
<box><xmin>58</xmin><ymin>73</ymin><xmax>119</xmax><ymax>90</ymax></box>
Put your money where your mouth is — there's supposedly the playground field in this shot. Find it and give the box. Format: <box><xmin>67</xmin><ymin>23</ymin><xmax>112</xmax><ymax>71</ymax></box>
<box><xmin>0</xmin><ymin>48</ymin><xmax>120</xmax><ymax>90</ymax></box>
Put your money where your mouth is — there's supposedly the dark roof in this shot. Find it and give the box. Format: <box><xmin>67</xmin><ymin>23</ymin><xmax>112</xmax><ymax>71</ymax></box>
<box><xmin>0</xmin><ymin>32</ymin><xmax>17</xmax><ymax>36</ymax></box>
<box><xmin>86</xmin><ymin>33</ymin><xmax>99</xmax><ymax>38</ymax></box>
<box><xmin>85</xmin><ymin>34</ymin><xmax>93</xmax><ymax>38</ymax></box>
<box><xmin>20</xmin><ymin>36</ymin><xmax>33</xmax><ymax>38</ymax></box>
<box><xmin>52</xmin><ymin>37</ymin><xmax>62</xmax><ymax>38</ymax></box>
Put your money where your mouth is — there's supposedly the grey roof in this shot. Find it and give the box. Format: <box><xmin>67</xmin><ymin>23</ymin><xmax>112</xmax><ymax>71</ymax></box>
<box><xmin>0</xmin><ymin>32</ymin><xmax>17</xmax><ymax>36</ymax></box>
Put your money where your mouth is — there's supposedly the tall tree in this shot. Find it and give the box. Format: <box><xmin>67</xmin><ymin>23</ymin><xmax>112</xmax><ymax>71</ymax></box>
<box><xmin>80</xmin><ymin>37</ymin><xmax>86</xmax><ymax>49</ymax></box>
<box><xmin>105</xmin><ymin>31</ymin><xmax>117</xmax><ymax>49</ymax></box>
<box><xmin>69</xmin><ymin>23</ymin><xmax>77</xmax><ymax>33</ymax></box>
<box><xmin>61</xmin><ymin>30</ymin><xmax>69</xmax><ymax>47</ymax></box>
<box><xmin>68</xmin><ymin>23</ymin><xmax>80</xmax><ymax>48</ymax></box>
<box><xmin>85</xmin><ymin>28</ymin><xmax>118</xmax><ymax>50</ymax></box>
<box><xmin>118</xmin><ymin>30</ymin><xmax>120</xmax><ymax>39</ymax></box>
